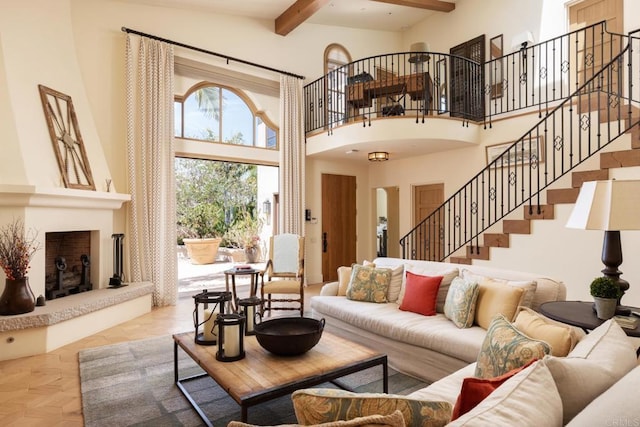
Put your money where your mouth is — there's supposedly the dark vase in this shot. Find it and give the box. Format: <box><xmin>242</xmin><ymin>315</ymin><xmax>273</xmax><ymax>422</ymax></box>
<box><xmin>0</xmin><ymin>277</ymin><xmax>36</xmax><ymax>315</ymax></box>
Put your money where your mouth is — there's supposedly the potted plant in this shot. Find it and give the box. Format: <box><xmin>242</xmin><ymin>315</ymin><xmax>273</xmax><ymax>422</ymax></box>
<box><xmin>224</xmin><ymin>210</ymin><xmax>263</xmax><ymax>263</ymax></box>
<box><xmin>0</xmin><ymin>218</ymin><xmax>39</xmax><ymax>315</ymax></box>
<box><xmin>590</xmin><ymin>276</ymin><xmax>621</xmax><ymax>320</ymax></box>
<box><xmin>178</xmin><ymin>203</ymin><xmax>225</xmax><ymax>265</ymax></box>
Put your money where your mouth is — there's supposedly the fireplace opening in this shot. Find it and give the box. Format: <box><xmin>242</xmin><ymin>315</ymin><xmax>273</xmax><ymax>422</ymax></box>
<box><xmin>45</xmin><ymin>231</ymin><xmax>93</xmax><ymax>300</ymax></box>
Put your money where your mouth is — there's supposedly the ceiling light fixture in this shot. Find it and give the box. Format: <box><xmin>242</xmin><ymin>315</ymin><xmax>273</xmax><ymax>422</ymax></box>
<box><xmin>368</xmin><ymin>151</ymin><xmax>389</xmax><ymax>162</ymax></box>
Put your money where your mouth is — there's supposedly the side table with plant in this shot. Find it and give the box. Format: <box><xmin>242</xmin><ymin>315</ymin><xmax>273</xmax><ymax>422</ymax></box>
<box><xmin>0</xmin><ymin>218</ymin><xmax>40</xmax><ymax>315</ymax></box>
<box><xmin>590</xmin><ymin>276</ymin><xmax>622</xmax><ymax>320</ymax></box>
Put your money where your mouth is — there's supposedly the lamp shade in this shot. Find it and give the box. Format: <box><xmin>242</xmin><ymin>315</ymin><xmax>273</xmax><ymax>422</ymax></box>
<box><xmin>566</xmin><ymin>180</ymin><xmax>640</xmax><ymax>230</ymax></box>
<box><xmin>408</xmin><ymin>42</ymin><xmax>429</xmax><ymax>63</ymax></box>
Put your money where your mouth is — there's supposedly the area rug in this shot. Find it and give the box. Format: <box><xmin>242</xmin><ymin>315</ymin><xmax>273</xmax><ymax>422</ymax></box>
<box><xmin>79</xmin><ymin>335</ymin><xmax>429</xmax><ymax>427</ymax></box>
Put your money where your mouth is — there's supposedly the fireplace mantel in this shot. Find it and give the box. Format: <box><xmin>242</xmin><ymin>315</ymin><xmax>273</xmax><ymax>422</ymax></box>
<box><xmin>0</xmin><ymin>184</ymin><xmax>130</xmax><ymax>209</ymax></box>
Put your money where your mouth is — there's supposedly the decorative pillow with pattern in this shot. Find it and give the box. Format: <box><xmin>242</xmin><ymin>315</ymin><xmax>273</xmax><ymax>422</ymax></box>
<box><xmin>444</xmin><ymin>276</ymin><xmax>480</xmax><ymax>328</ymax></box>
<box><xmin>228</xmin><ymin>409</ymin><xmax>406</xmax><ymax>427</ymax></box>
<box><xmin>346</xmin><ymin>264</ymin><xmax>391</xmax><ymax>303</ymax></box>
<box><xmin>474</xmin><ymin>314</ymin><xmax>551</xmax><ymax>378</ymax></box>
<box><xmin>292</xmin><ymin>388</ymin><xmax>452</xmax><ymax>427</ymax></box>
<box><xmin>337</xmin><ymin>261</ymin><xmax>376</xmax><ymax>296</ymax></box>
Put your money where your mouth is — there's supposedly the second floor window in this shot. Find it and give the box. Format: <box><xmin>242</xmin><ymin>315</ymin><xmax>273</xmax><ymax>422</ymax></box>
<box><xmin>175</xmin><ymin>84</ymin><xmax>278</xmax><ymax>149</ymax></box>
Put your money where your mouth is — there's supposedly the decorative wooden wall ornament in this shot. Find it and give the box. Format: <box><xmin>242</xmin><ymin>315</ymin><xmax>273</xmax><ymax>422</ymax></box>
<box><xmin>38</xmin><ymin>85</ymin><xmax>96</xmax><ymax>190</ymax></box>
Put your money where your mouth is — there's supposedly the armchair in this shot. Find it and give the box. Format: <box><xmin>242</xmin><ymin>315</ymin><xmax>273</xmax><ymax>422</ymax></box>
<box><xmin>260</xmin><ymin>234</ymin><xmax>305</xmax><ymax>316</ymax></box>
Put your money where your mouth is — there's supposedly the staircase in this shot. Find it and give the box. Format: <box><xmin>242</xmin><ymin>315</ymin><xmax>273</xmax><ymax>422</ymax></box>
<box><xmin>401</xmin><ymin>31</ymin><xmax>640</xmax><ymax>264</ymax></box>
<box><xmin>450</xmin><ymin>122</ymin><xmax>640</xmax><ymax>265</ymax></box>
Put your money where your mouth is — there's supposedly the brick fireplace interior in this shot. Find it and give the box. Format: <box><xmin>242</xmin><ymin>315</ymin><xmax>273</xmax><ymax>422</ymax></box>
<box><xmin>45</xmin><ymin>231</ymin><xmax>93</xmax><ymax>300</ymax></box>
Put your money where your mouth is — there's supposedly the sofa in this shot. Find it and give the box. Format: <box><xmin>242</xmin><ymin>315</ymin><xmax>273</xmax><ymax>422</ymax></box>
<box><xmin>291</xmin><ymin>257</ymin><xmax>638</xmax><ymax>426</ymax></box>
<box><xmin>310</xmin><ymin>257</ymin><xmax>567</xmax><ymax>382</ymax></box>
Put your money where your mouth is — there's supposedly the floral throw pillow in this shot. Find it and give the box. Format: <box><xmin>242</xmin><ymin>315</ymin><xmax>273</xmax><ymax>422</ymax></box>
<box><xmin>346</xmin><ymin>264</ymin><xmax>391</xmax><ymax>303</ymax></box>
<box><xmin>292</xmin><ymin>388</ymin><xmax>452</xmax><ymax>426</ymax></box>
<box><xmin>444</xmin><ymin>276</ymin><xmax>479</xmax><ymax>328</ymax></box>
<box><xmin>474</xmin><ymin>314</ymin><xmax>551</xmax><ymax>378</ymax></box>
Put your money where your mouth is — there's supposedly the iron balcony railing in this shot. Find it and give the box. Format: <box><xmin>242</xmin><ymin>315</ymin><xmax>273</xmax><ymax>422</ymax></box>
<box><xmin>303</xmin><ymin>21</ymin><xmax>625</xmax><ymax>135</ymax></box>
<box><xmin>400</xmin><ymin>32</ymin><xmax>640</xmax><ymax>261</ymax></box>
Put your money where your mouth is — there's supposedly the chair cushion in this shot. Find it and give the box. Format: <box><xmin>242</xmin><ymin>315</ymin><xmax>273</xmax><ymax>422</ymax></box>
<box><xmin>398</xmin><ymin>272</ymin><xmax>442</xmax><ymax>316</ymax></box>
<box><xmin>263</xmin><ymin>279</ymin><xmax>302</xmax><ymax>294</ymax></box>
<box><xmin>474</xmin><ymin>314</ymin><xmax>550</xmax><ymax>378</ymax></box>
<box><xmin>346</xmin><ymin>264</ymin><xmax>391</xmax><ymax>303</ymax></box>
<box><xmin>444</xmin><ymin>276</ymin><xmax>480</xmax><ymax>328</ymax></box>
<box><xmin>291</xmin><ymin>389</ymin><xmax>452</xmax><ymax>426</ymax></box>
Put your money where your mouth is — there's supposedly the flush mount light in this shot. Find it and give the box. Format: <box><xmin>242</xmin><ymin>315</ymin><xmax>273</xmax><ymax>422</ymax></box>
<box><xmin>368</xmin><ymin>151</ymin><xmax>389</xmax><ymax>162</ymax></box>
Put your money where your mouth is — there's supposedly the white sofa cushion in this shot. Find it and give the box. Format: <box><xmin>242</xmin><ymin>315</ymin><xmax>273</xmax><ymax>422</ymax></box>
<box><xmin>311</xmin><ymin>296</ymin><xmax>486</xmax><ymax>363</ymax></box>
<box><xmin>545</xmin><ymin>319</ymin><xmax>638</xmax><ymax>424</ymax></box>
<box><xmin>566</xmin><ymin>364</ymin><xmax>640</xmax><ymax>426</ymax></box>
<box><xmin>446</xmin><ymin>360</ymin><xmax>562</xmax><ymax>426</ymax></box>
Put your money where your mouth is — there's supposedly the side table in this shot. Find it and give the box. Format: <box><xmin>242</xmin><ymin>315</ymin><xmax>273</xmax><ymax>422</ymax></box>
<box><xmin>540</xmin><ymin>301</ymin><xmax>640</xmax><ymax>356</ymax></box>
<box><xmin>224</xmin><ymin>268</ymin><xmax>260</xmax><ymax>311</ymax></box>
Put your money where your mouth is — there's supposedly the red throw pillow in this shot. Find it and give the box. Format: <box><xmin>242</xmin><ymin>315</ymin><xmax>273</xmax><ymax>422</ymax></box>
<box><xmin>451</xmin><ymin>359</ymin><xmax>538</xmax><ymax>420</ymax></box>
<box><xmin>398</xmin><ymin>272</ymin><xmax>443</xmax><ymax>316</ymax></box>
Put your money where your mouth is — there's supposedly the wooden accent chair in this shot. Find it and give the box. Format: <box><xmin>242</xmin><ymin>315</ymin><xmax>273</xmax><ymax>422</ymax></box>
<box><xmin>260</xmin><ymin>234</ymin><xmax>305</xmax><ymax>316</ymax></box>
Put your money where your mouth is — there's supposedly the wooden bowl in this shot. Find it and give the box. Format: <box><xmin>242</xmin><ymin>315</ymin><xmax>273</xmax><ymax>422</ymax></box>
<box><xmin>254</xmin><ymin>317</ymin><xmax>325</xmax><ymax>356</ymax></box>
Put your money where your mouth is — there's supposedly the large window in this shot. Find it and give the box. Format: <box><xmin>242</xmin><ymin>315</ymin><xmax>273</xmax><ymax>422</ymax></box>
<box><xmin>175</xmin><ymin>83</ymin><xmax>278</xmax><ymax>149</ymax></box>
<box><xmin>324</xmin><ymin>44</ymin><xmax>351</xmax><ymax>126</ymax></box>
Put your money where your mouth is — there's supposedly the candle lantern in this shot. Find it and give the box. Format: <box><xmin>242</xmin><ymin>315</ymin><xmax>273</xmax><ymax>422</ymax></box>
<box><xmin>215</xmin><ymin>313</ymin><xmax>246</xmax><ymax>362</ymax></box>
<box><xmin>192</xmin><ymin>290</ymin><xmax>232</xmax><ymax>346</ymax></box>
<box><xmin>238</xmin><ymin>296</ymin><xmax>261</xmax><ymax>335</ymax></box>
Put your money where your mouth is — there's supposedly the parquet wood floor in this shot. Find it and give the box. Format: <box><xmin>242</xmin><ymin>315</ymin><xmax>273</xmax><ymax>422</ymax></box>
<box><xmin>0</xmin><ymin>284</ymin><xmax>321</xmax><ymax>426</ymax></box>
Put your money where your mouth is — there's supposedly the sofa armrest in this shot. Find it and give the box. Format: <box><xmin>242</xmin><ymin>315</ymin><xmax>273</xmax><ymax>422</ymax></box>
<box><xmin>320</xmin><ymin>281</ymin><xmax>339</xmax><ymax>296</ymax></box>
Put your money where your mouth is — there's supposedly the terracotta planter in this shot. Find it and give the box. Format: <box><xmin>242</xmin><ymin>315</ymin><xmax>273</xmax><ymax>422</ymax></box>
<box><xmin>183</xmin><ymin>238</ymin><xmax>222</xmax><ymax>265</ymax></box>
<box><xmin>0</xmin><ymin>277</ymin><xmax>36</xmax><ymax>315</ymax></box>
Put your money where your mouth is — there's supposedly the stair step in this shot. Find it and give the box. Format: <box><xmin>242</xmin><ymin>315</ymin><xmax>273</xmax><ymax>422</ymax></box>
<box><xmin>572</xmin><ymin>169</ymin><xmax>609</xmax><ymax>188</ymax></box>
<box><xmin>578</xmin><ymin>93</ymin><xmax>608</xmax><ymax>113</ymax></box>
<box><xmin>523</xmin><ymin>204</ymin><xmax>555</xmax><ymax>220</ymax></box>
<box><xmin>503</xmin><ymin>219</ymin><xmax>531</xmax><ymax>234</ymax></box>
<box><xmin>466</xmin><ymin>246</ymin><xmax>490</xmax><ymax>260</ymax></box>
<box><xmin>630</xmin><ymin>125</ymin><xmax>640</xmax><ymax>149</ymax></box>
<box><xmin>598</xmin><ymin>105</ymin><xmax>640</xmax><ymax>123</ymax></box>
<box><xmin>600</xmin><ymin>149</ymin><xmax>640</xmax><ymax>169</ymax></box>
<box><xmin>450</xmin><ymin>256</ymin><xmax>472</xmax><ymax>265</ymax></box>
<box><xmin>483</xmin><ymin>233</ymin><xmax>510</xmax><ymax>248</ymax></box>
<box><xmin>547</xmin><ymin>188</ymin><xmax>580</xmax><ymax>204</ymax></box>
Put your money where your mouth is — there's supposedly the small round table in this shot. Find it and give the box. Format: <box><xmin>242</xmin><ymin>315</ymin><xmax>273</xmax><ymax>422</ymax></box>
<box><xmin>224</xmin><ymin>268</ymin><xmax>260</xmax><ymax>312</ymax></box>
<box><xmin>540</xmin><ymin>301</ymin><xmax>640</xmax><ymax>338</ymax></box>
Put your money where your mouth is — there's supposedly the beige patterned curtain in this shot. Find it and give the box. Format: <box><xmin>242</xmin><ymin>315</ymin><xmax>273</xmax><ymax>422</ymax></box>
<box><xmin>125</xmin><ymin>35</ymin><xmax>177</xmax><ymax>306</ymax></box>
<box><xmin>279</xmin><ymin>75</ymin><xmax>305</xmax><ymax>235</ymax></box>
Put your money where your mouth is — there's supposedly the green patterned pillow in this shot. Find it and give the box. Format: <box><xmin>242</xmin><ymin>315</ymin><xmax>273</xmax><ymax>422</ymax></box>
<box><xmin>444</xmin><ymin>276</ymin><xmax>479</xmax><ymax>328</ymax></box>
<box><xmin>345</xmin><ymin>264</ymin><xmax>391</xmax><ymax>303</ymax></box>
<box><xmin>291</xmin><ymin>388</ymin><xmax>452</xmax><ymax>426</ymax></box>
<box><xmin>475</xmin><ymin>314</ymin><xmax>551</xmax><ymax>378</ymax></box>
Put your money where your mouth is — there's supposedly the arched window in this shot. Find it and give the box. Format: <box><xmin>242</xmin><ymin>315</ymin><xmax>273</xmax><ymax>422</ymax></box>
<box><xmin>175</xmin><ymin>83</ymin><xmax>278</xmax><ymax>149</ymax></box>
<box><xmin>324</xmin><ymin>44</ymin><xmax>351</xmax><ymax>126</ymax></box>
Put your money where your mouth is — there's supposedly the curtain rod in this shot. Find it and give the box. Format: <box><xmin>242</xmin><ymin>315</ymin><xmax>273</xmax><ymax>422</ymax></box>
<box><xmin>121</xmin><ymin>27</ymin><xmax>305</xmax><ymax>80</ymax></box>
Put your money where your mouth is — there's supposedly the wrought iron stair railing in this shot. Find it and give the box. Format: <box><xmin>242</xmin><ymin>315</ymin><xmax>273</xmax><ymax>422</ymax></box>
<box><xmin>400</xmin><ymin>32</ymin><xmax>640</xmax><ymax>261</ymax></box>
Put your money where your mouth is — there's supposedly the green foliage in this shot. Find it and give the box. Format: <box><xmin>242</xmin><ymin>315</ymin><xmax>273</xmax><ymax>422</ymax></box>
<box><xmin>224</xmin><ymin>209</ymin><xmax>263</xmax><ymax>249</ymax></box>
<box><xmin>589</xmin><ymin>276</ymin><xmax>622</xmax><ymax>299</ymax></box>
<box><xmin>175</xmin><ymin>157</ymin><xmax>258</xmax><ymax>244</ymax></box>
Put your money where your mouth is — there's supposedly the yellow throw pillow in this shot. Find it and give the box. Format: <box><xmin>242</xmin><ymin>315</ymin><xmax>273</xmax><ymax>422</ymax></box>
<box><xmin>228</xmin><ymin>409</ymin><xmax>406</xmax><ymax>427</ymax></box>
<box><xmin>474</xmin><ymin>279</ymin><xmax>525</xmax><ymax>329</ymax></box>
<box><xmin>337</xmin><ymin>266</ymin><xmax>353</xmax><ymax>296</ymax></box>
<box><xmin>513</xmin><ymin>306</ymin><xmax>580</xmax><ymax>357</ymax></box>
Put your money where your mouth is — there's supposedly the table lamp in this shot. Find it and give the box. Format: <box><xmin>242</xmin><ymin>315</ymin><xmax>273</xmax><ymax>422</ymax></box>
<box><xmin>566</xmin><ymin>179</ymin><xmax>640</xmax><ymax>314</ymax></box>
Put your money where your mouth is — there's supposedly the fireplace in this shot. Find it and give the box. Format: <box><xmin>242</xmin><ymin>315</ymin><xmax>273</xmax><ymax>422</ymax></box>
<box><xmin>45</xmin><ymin>231</ymin><xmax>93</xmax><ymax>299</ymax></box>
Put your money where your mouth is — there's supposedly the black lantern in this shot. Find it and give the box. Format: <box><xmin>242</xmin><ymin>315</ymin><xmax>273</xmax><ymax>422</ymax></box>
<box><xmin>215</xmin><ymin>313</ymin><xmax>246</xmax><ymax>362</ymax></box>
<box><xmin>238</xmin><ymin>296</ymin><xmax>261</xmax><ymax>335</ymax></box>
<box><xmin>192</xmin><ymin>290</ymin><xmax>232</xmax><ymax>346</ymax></box>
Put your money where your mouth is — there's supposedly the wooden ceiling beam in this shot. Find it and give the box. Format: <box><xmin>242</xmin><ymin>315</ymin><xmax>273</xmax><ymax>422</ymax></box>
<box><xmin>370</xmin><ymin>0</ymin><xmax>455</xmax><ymax>13</ymax></box>
<box><xmin>275</xmin><ymin>0</ymin><xmax>330</xmax><ymax>36</ymax></box>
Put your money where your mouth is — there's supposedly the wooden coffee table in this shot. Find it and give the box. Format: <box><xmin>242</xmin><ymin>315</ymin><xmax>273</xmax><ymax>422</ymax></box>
<box><xmin>173</xmin><ymin>331</ymin><xmax>388</xmax><ymax>425</ymax></box>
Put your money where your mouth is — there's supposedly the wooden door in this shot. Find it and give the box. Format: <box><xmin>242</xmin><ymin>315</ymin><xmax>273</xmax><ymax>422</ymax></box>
<box><xmin>569</xmin><ymin>0</ymin><xmax>623</xmax><ymax>90</ymax></box>
<box><xmin>450</xmin><ymin>35</ymin><xmax>485</xmax><ymax>121</ymax></box>
<box><xmin>413</xmin><ymin>183</ymin><xmax>444</xmax><ymax>261</ymax></box>
<box><xmin>322</xmin><ymin>174</ymin><xmax>356</xmax><ymax>282</ymax></box>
